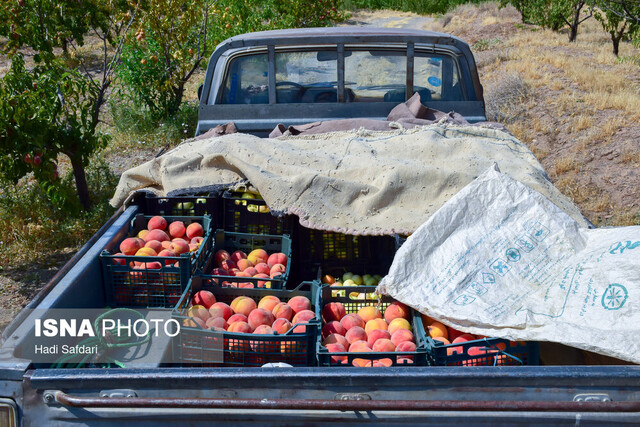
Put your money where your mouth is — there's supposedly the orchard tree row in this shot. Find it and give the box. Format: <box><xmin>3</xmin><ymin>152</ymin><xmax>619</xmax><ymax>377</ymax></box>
<box><xmin>501</xmin><ymin>0</ymin><xmax>640</xmax><ymax>55</ymax></box>
<box><xmin>0</xmin><ymin>0</ymin><xmax>345</xmax><ymax>211</ymax></box>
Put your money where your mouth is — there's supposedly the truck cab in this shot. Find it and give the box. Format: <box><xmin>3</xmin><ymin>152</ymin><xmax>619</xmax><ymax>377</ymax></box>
<box><xmin>196</xmin><ymin>27</ymin><xmax>486</xmax><ymax>137</ymax></box>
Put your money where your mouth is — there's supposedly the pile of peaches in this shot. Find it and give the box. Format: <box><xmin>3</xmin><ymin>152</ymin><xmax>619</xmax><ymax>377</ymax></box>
<box><xmin>320</xmin><ymin>300</ymin><xmax>419</xmax><ymax>367</ymax></box>
<box><xmin>183</xmin><ymin>289</ymin><xmax>317</xmax><ymax>356</ymax></box>
<box><xmin>110</xmin><ymin>215</ymin><xmax>206</xmax><ymax>269</ymax></box>
<box><xmin>205</xmin><ymin>248</ymin><xmax>289</xmax><ymax>288</ymax></box>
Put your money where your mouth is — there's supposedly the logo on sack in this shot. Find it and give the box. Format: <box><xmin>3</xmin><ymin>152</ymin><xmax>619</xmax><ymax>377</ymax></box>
<box><xmin>601</xmin><ymin>283</ymin><xmax>627</xmax><ymax>311</ymax></box>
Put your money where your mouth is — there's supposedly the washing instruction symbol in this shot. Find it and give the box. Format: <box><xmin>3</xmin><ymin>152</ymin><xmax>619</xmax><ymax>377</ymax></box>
<box><xmin>505</xmin><ymin>248</ymin><xmax>521</xmax><ymax>262</ymax></box>
<box><xmin>470</xmin><ymin>282</ymin><xmax>488</xmax><ymax>296</ymax></box>
<box><xmin>490</xmin><ymin>259</ymin><xmax>511</xmax><ymax>276</ymax></box>
<box><xmin>453</xmin><ymin>294</ymin><xmax>476</xmax><ymax>306</ymax></box>
<box><xmin>601</xmin><ymin>284</ymin><xmax>628</xmax><ymax>310</ymax></box>
<box><xmin>516</xmin><ymin>235</ymin><xmax>536</xmax><ymax>252</ymax></box>
<box><xmin>482</xmin><ymin>273</ymin><xmax>495</xmax><ymax>284</ymax></box>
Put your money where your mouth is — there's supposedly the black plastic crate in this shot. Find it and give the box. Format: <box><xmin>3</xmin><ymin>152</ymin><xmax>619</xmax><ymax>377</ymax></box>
<box><xmin>315</xmin><ymin>284</ymin><xmax>428</xmax><ymax>367</ymax></box>
<box><xmin>424</xmin><ymin>327</ymin><xmax>539</xmax><ymax>367</ymax></box>
<box><xmin>143</xmin><ymin>194</ymin><xmax>221</xmax><ymax>218</ymax></box>
<box><xmin>292</xmin><ymin>228</ymin><xmax>397</xmax><ymax>283</ymax></box>
<box><xmin>203</xmin><ymin>230</ymin><xmax>293</xmax><ymax>289</ymax></box>
<box><xmin>100</xmin><ymin>214</ymin><xmax>214</xmax><ymax>308</ymax></box>
<box><xmin>172</xmin><ymin>277</ymin><xmax>320</xmax><ymax>367</ymax></box>
<box><xmin>222</xmin><ymin>190</ymin><xmax>293</xmax><ymax>235</ymax></box>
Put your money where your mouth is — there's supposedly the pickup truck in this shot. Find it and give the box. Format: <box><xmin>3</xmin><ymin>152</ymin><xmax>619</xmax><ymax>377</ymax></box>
<box><xmin>1</xmin><ymin>27</ymin><xmax>639</xmax><ymax>426</ymax></box>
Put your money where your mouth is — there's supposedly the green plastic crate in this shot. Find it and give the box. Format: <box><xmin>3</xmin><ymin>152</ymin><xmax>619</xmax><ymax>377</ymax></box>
<box><xmin>172</xmin><ymin>277</ymin><xmax>320</xmax><ymax>367</ymax></box>
<box><xmin>222</xmin><ymin>191</ymin><xmax>293</xmax><ymax>235</ymax></box>
<box><xmin>100</xmin><ymin>214</ymin><xmax>214</xmax><ymax>308</ymax></box>
<box><xmin>315</xmin><ymin>284</ymin><xmax>428</xmax><ymax>367</ymax></box>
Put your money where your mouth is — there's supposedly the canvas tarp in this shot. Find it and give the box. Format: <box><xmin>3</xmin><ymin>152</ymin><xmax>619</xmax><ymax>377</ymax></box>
<box><xmin>111</xmin><ymin>122</ymin><xmax>589</xmax><ymax>235</ymax></box>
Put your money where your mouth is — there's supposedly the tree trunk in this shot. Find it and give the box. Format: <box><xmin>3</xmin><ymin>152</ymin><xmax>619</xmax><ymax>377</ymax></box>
<box><xmin>569</xmin><ymin>8</ymin><xmax>580</xmax><ymax>42</ymax></box>
<box><xmin>68</xmin><ymin>152</ymin><xmax>91</xmax><ymax>211</ymax></box>
<box><xmin>612</xmin><ymin>33</ymin><xmax>621</xmax><ymax>56</ymax></box>
<box><xmin>169</xmin><ymin>84</ymin><xmax>185</xmax><ymax>116</ymax></box>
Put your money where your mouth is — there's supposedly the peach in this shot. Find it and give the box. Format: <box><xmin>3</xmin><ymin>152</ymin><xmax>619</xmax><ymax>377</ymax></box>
<box><xmin>220</xmin><ymin>259</ymin><xmax>237</xmax><ymax>271</ymax></box>
<box><xmin>267</xmin><ymin>252</ymin><xmax>288</xmax><ymax>268</ymax></box>
<box><xmin>432</xmin><ymin>336</ymin><xmax>451</xmax><ymax>345</ymax></box>
<box><xmin>192</xmin><ymin>290</ymin><xmax>216</xmax><ymax>309</ymax></box>
<box><xmin>269</xmin><ymin>263</ymin><xmax>286</xmax><ymax>278</ymax></box>
<box><xmin>250</xmin><ymin>325</ymin><xmax>276</xmax><ymax>352</ymax></box>
<box><xmin>209</xmin><ymin>302</ymin><xmax>233</xmax><ymax>320</ymax></box>
<box><xmin>205</xmin><ymin>316</ymin><xmax>228</xmax><ymax>330</ymax></box>
<box><xmin>230</xmin><ymin>296</ymin><xmax>249</xmax><ymax>311</ymax></box>
<box><xmin>227</xmin><ymin>313</ymin><xmax>248</xmax><ymax>325</ymax></box>
<box><xmin>390</xmin><ymin>329</ymin><xmax>415</xmax><ymax>347</ymax></box>
<box><xmin>168</xmin><ymin>221</ymin><xmax>186</xmax><ymax>239</ymax></box>
<box><xmin>191</xmin><ymin>236</ymin><xmax>204</xmax><ymax>246</ymax></box>
<box><xmin>234</xmin><ymin>298</ymin><xmax>258</xmax><ymax>318</ymax></box>
<box><xmin>447</xmin><ymin>326</ymin><xmax>466</xmax><ymax>342</ymax></box>
<box><xmin>183</xmin><ymin>317</ymin><xmax>205</xmax><ymax>328</ymax></box>
<box><xmin>187</xmin><ymin>305</ymin><xmax>210</xmax><ymax>322</ymax></box>
<box><xmin>388</xmin><ymin>318</ymin><xmax>412</xmax><ymax>336</ymax></box>
<box><xmin>120</xmin><ymin>237</ymin><xmax>143</xmax><ymax>255</ymax></box>
<box><xmin>234</xmin><ymin>271</ymin><xmax>251</xmax><ymax>278</ymax></box>
<box><xmin>288</xmin><ymin>296</ymin><xmax>311</xmax><ymax>314</ymax></box>
<box><xmin>345</xmin><ymin>326</ymin><xmax>367</xmax><ymax>345</ymax></box>
<box><xmin>254</xmin><ymin>262</ymin><xmax>270</xmax><ymax>275</ymax></box>
<box><xmin>395</xmin><ymin>341</ymin><xmax>417</xmax><ymax>353</ymax></box>
<box><xmin>144</xmin><ymin>229</ymin><xmax>170</xmax><ymax>243</ymax></box>
<box><xmin>323</xmin><ymin>333</ymin><xmax>349</xmax><ymax>350</ymax></box>
<box><xmin>112</xmin><ymin>253</ymin><xmax>127</xmax><ymax>265</ymax></box>
<box><xmin>211</xmin><ymin>267</ymin><xmax>229</xmax><ymax>276</ymax></box>
<box><xmin>253</xmin><ymin>273</ymin><xmax>271</xmax><ymax>288</ymax></box>
<box><xmin>236</xmin><ymin>258</ymin><xmax>254</xmax><ymax>271</ymax></box>
<box><xmin>349</xmin><ymin>340</ymin><xmax>372</xmax><ymax>352</ymax></box>
<box><xmin>292</xmin><ymin>309</ymin><xmax>316</xmax><ymax>333</ymax></box>
<box><xmin>214</xmin><ymin>250</ymin><xmax>231</xmax><ymax>265</ymax></box>
<box><xmin>420</xmin><ymin>313</ymin><xmax>437</xmax><ymax>327</ymax></box>
<box><xmin>272</xmin><ymin>318</ymin><xmax>292</xmax><ymax>334</ymax></box>
<box><xmin>186</xmin><ymin>222</ymin><xmax>204</xmax><ymax>239</ymax></box>
<box><xmin>248</xmin><ymin>308</ymin><xmax>275</xmax><ymax>330</ymax></box>
<box><xmin>144</xmin><ymin>239</ymin><xmax>163</xmax><ymax>254</ymax></box>
<box><xmin>189</xmin><ymin>243</ymin><xmax>199</xmax><ymax>252</ymax></box>
<box><xmin>147</xmin><ymin>216</ymin><xmax>167</xmax><ymax>231</ymax></box>
<box><xmin>135</xmin><ymin>247</ymin><xmax>157</xmax><ymax>257</ymax></box>
<box><xmin>428</xmin><ymin>321</ymin><xmax>449</xmax><ymax>340</ymax></box>
<box><xmin>247</xmin><ymin>248</ymin><xmax>268</xmax><ymax>266</ymax></box>
<box><xmin>322</xmin><ymin>321</ymin><xmax>347</xmax><ymax>339</ymax></box>
<box><xmin>258</xmin><ymin>295</ymin><xmax>281</xmax><ymax>312</ymax></box>
<box><xmin>453</xmin><ymin>334</ymin><xmax>476</xmax><ymax>343</ymax></box>
<box><xmin>161</xmin><ymin>240</ymin><xmax>173</xmax><ymax>250</ymax></box>
<box><xmin>384</xmin><ymin>302</ymin><xmax>410</xmax><ymax>323</ymax></box>
<box><xmin>326</xmin><ymin>343</ymin><xmax>347</xmax><ymax>364</ymax></box>
<box><xmin>243</xmin><ymin>267</ymin><xmax>258</xmax><ymax>277</ymax></box>
<box><xmin>143</xmin><ymin>261</ymin><xmax>162</xmax><ymax>270</ymax></box>
<box><xmin>137</xmin><ymin>229</ymin><xmax>149</xmax><ymax>240</ymax></box>
<box><xmin>357</xmin><ymin>306</ymin><xmax>382</xmax><ymax>323</ymax></box>
<box><xmin>272</xmin><ymin>303</ymin><xmax>294</xmax><ymax>321</ymax></box>
<box><xmin>322</xmin><ymin>302</ymin><xmax>346</xmax><ymax>323</ymax></box>
<box><xmin>230</xmin><ymin>250</ymin><xmax>247</xmax><ymax>264</ymax></box>
<box><xmin>372</xmin><ymin>338</ymin><xmax>396</xmax><ymax>352</ymax></box>
<box><xmin>367</xmin><ymin>329</ymin><xmax>391</xmax><ymax>348</ymax></box>
<box><xmin>352</xmin><ymin>358</ymin><xmax>374</xmax><ymax>367</ymax></box>
<box><xmin>170</xmin><ymin>239</ymin><xmax>190</xmax><ymax>255</ymax></box>
<box><xmin>364</xmin><ymin>318</ymin><xmax>388</xmax><ymax>335</ymax></box>
<box><xmin>340</xmin><ymin>313</ymin><xmax>365</xmax><ymax>331</ymax></box>
<box><xmin>227</xmin><ymin>321</ymin><xmax>252</xmax><ymax>334</ymax></box>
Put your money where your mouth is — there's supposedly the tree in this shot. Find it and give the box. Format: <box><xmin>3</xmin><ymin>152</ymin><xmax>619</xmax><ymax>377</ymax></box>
<box><xmin>591</xmin><ymin>0</ymin><xmax>640</xmax><ymax>54</ymax></box>
<box><xmin>500</xmin><ymin>0</ymin><xmax>592</xmax><ymax>41</ymax></box>
<box><xmin>0</xmin><ymin>0</ymin><xmax>138</xmax><ymax>210</ymax></box>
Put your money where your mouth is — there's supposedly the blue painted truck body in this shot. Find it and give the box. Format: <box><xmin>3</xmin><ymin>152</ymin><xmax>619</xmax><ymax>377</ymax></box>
<box><xmin>0</xmin><ymin>28</ymin><xmax>639</xmax><ymax>425</ymax></box>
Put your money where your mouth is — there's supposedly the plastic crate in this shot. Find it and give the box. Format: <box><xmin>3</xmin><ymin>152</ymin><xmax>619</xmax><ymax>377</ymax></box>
<box><xmin>172</xmin><ymin>277</ymin><xmax>320</xmax><ymax>367</ymax></box>
<box><xmin>143</xmin><ymin>194</ymin><xmax>221</xmax><ymax>218</ymax></box>
<box><xmin>424</xmin><ymin>329</ymin><xmax>539</xmax><ymax>366</ymax></box>
<box><xmin>100</xmin><ymin>214</ymin><xmax>214</xmax><ymax>308</ymax></box>
<box><xmin>315</xmin><ymin>284</ymin><xmax>428</xmax><ymax>367</ymax></box>
<box><xmin>292</xmin><ymin>228</ymin><xmax>397</xmax><ymax>283</ymax></box>
<box><xmin>203</xmin><ymin>230</ymin><xmax>293</xmax><ymax>289</ymax></box>
<box><xmin>222</xmin><ymin>191</ymin><xmax>293</xmax><ymax>235</ymax></box>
